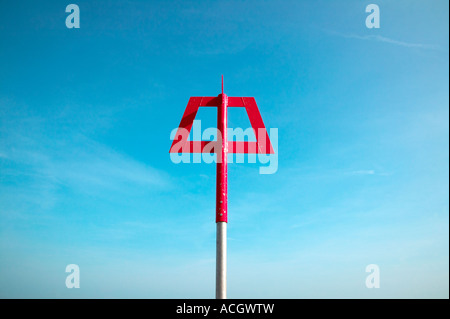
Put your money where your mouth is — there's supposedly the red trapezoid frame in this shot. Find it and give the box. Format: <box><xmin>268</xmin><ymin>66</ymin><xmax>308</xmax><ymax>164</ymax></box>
<box><xmin>169</xmin><ymin>96</ymin><xmax>274</xmax><ymax>154</ymax></box>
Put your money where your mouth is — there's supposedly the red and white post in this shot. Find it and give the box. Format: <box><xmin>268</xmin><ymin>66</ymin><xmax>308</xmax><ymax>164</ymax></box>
<box><xmin>170</xmin><ymin>76</ymin><xmax>274</xmax><ymax>299</ymax></box>
<box><xmin>216</xmin><ymin>76</ymin><xmax>228</xmax><ymax>299</ymax></box>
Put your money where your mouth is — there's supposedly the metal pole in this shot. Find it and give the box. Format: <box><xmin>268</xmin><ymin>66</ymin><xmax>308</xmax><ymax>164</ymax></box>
<box><xmin>216</xmin><ymin>222</ymin><xmax>227</xmax><ymax>298</ymax></box>
<box><xmin>216</xmin><ymin>77</ymin><xmax>228</xmax><ymax>299</ymax></box>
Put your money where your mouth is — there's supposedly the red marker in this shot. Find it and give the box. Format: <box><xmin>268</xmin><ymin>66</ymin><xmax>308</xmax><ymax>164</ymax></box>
<box><xmin>170</xmin><ymin>76</ymin><xmax>274</xmax><ymax>299</ymax></box>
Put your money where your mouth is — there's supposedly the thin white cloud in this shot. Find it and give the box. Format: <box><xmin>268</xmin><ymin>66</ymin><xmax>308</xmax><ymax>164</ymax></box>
<box><xmin>327</xmin><ymin>30</ymin><xmax>441</xmax><ymax>50</ymax></box>
<box><xmin>2</xmin><ymin>135</ymin><xmax>171</xmax><ymax>195</ymax></box>
<box><xmin>0</xmin><ymin>101</ymin><xmax>172</xmax><ymax>205</ymax></box>
<box><xmin>348</xmin><ymin>34</ymin><xmax>439</xmax><ymax>50</ymax></box>
<box><xmin>350</xmin><ymin>169</ymin><xmax>376</xmax><ymax>176</ymax></box>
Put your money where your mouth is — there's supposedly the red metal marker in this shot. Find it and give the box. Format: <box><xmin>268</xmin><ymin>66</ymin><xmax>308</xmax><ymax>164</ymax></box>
<box><xmin>216</xmin><ymin>75</ymin><xmax>228</xmax><ymax>223</ymax></box>
<box><xmin>170</xmin><ymin>76</ymin><xmax>274</xmax><ymax>299</ymax></box>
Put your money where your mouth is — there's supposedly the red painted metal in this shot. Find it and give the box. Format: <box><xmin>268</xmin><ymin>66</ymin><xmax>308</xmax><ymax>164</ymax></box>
<box><xmin>169</xmin><ymin>77</ymin><xmax>274</xmax><ymax>223</ymax></box>
<box><xmin>216</xmin><ymin>89</ymin><xmax>228</xmax><ymax>223</ymax></box>
<box><xmin>169</xmin><ymin>98</ymin><xmax>274</xmax><ymax>154</ymax></box>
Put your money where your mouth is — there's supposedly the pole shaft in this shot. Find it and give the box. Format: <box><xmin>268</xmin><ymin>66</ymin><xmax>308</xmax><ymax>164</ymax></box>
<box><xmin>216</xmin><ymin>93</ymin><xmax>228</xmax><ymax>223</ymax></box>
<box><xmin>216</xmin><ymin>222</ymin><xmax>227</xmax><ymax>299</ymax></box>
<box><xmin>216</xmin><ymin>92</ymin><xmax>228</xmax><ymax>299</ymax></box>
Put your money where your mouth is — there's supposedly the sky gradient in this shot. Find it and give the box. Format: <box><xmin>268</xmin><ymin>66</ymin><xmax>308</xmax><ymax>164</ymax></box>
<box><xmin>0</xmin><ymin>0</ymin><xmax>448</xmax><ymax>298</ymax></box>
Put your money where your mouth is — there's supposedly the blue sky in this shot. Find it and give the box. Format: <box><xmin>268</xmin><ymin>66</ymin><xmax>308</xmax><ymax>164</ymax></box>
<box><xmin>0</xmin><ymin>0</ymin><xmax>448</xmax><ymax>298</ymax></box>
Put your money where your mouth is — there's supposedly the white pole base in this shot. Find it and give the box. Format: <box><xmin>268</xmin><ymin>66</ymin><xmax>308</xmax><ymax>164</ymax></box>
<box><xmin>216</xmin><ymin>222</ymin><xmax>227</xmax><ymax>299</ymax></box>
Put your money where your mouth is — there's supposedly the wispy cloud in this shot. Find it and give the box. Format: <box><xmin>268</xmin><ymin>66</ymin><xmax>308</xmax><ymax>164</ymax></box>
<box><xmin>349</xmin><ymin>169</ymin><xmax>375</xmax><ymax>176</ymax></box>
<box><xmin>327</xmin><ymin>30</ymin><xmax>441</xmax><ymax>50</ymax></box>
<box><xmin>0</xmin><ymin>101</ymin><xmax>172</xmax><ymax>212</ymax></box>
<box><xmin>2</xmin><ymin>134</ymin><xmax>171</xmax><ymax>196</ymax></box>
<box><xmin>348</xmin><ymin>34</ymin><xmax>439</xmax><ymax>50</ymax></box>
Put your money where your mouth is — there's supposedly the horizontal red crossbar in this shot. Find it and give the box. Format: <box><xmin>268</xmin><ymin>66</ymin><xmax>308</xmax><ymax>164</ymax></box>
<box><xmin>170</xmin><ymin>141</ymin><xmax>273</xmax><ymax>154</ymax></box>
<box><xmin>194</xmin><ymin>96</ymin><xmax>246</xmax><ymax>107</ymax></box>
